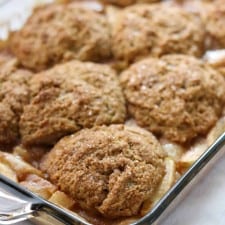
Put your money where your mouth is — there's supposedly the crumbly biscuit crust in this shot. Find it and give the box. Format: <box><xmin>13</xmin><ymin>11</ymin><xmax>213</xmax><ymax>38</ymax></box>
<box><xmin>121</xmin><ymin>54</ymin><xmax>225</xmax><ymax>143</ymax></box>
<box><xmin>112</xmin><ymin>4</ymin><xmax>205</xmax><ymax>66</ymax></box>
<box><xmin>41</xmin><ymin>125</ymin><xmax>165</xmax><ymax>218</ymax></box>
<box><xmin>20</xmin><ymin>61</ymin><xmax>126</xmax><ymax>145</ymax></box>
<box><xmin>10</xmin><ymin>4</ymin><xmax>111</xmax><ymax>71</ymax></box>
<box><xmin>0</xmin><ymin>53</ymin><xmax>32</xmax><ymax>144</ymax></box>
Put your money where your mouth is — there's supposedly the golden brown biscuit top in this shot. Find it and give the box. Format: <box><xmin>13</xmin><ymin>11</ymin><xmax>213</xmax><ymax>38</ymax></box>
<box><xmin>41</xmin><ymin>124</ymin><xmax>165</xmax><ymax>218</ymax></box>
<box><xmin>203</xmin><ymin>3</ymin><xmax>225</xmax><ymax>49</ymax></box>
<box><xmin>0</xmin><ymin>53</ymin><xmax>32</xmax><ymax>145</ymax></box>
<box><xmin>166</xmin><ymin>0</ymin><xmax>225</xmax><ymax>49</ymax></box>
<box><xmin>20</xmin><ymin>61</ymin><xmax>126</xmax><ymax>145</ymax></box>
<box><xmin>10</xmin><ymin>3</ymin><xmax>111</xmax><ymax>72</ymax></box>
<box><xmin>112</xmin><ymin>4</ymin><xmax>205</xmax><ymax>67</ymax></box>
<box><xmin>121</xmin><ymin>54</ymin><xmax>225</xmax><ymax>143</ymax></box>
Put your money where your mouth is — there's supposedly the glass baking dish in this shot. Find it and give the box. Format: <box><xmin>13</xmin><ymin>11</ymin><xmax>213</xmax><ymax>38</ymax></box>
<box><xmin>1</xmin><ymin>131</ymin><xmax>225</xmax><ymax>225</ymax></box>
<box><xmin>1</xmin><ymin>1</ymin><xmax>225</xmax><ymax>225</ymax></box>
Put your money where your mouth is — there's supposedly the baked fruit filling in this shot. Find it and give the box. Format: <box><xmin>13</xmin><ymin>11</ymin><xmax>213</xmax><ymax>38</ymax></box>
<box><xmin>9</xmin><ymin>3</ymin><xmax>112</xmax><ymax>72</ymax></box>
<box><xmin>0</xmin><ymin>0</ymin><xmax>225</xmax><ymax>225</ymax></box>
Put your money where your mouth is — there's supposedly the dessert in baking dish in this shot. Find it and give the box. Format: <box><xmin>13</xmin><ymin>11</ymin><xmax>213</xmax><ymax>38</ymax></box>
<box><xmin>20</xmin><ymin>60</ymin><xmax>126</xmax><ymax>145</ymax></box>
<box><xmin>9</xmin><ymin>3</ymin><xmax>111</xmax><ymax>72</ymax></box>
<box><xmin>0</xmin><ymin>0</ymin><xmax>225</xmax><ymax>224</ymax></box>
<box><xmin>120</xmin><ymin>54</ymin><xmax>225</xmax><ymax>143</ymax></box>
<box><xmin>0</xmin><ymin>52</ymin><xmax>32</xmax><ymax>146</ymax></box>
<box><xmin>112</xmin><ymin>4</ymin><xmax>205</xmax><ymax>68</ymax></box>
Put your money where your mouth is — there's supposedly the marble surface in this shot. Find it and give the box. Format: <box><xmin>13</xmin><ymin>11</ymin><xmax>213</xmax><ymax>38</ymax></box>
<box><xmin>0</xmin><ymin>1</ymin><xmax>225</xmax><ymax>225</ymax></box>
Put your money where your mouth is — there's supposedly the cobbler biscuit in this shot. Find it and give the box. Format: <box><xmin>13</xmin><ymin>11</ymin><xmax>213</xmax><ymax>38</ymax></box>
<box><xmin>41</xmin><ymin>124</ymin><xmax>165</xmax><ymax>218</ymax></box>
<box><xmin>120</xmin><ymin>54</ymin><xmax>225</xmax><ymax>143</ymax></box>
<box><xmin>0</xmin><ymin>103</ymin><xmax>18</xmax><ymax>145</ymax></box>
<box><xmin>10</xmin><ymin>3</ymin><xmax>111</xmax><ymax>71</ymax></box>
<box><xmin>203</xmin><ymin>3</ymin><xmax>225</xmax><ymax>49</ymax></box>
<box><xmin>112</xmin><ymin>4</ymin><xmax>205</xmax><ymax>67</ymax></box>
<box><xmin>168</xmin><ymin>0</ymin><xmax>225</xmax><ymax>49</ymax></box>
<box><xmin>0</xmin><ymin>53</ymin><xmax>32</xmax><ymax>145</ymax></box>
<box><xmin>20</xmin><ymin>61</ymin><xmax>126</xmax><ymax>145</ymax></box>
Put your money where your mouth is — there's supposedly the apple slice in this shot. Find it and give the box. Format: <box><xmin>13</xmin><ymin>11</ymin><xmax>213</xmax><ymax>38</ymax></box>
<box><xmin>204</xmin><ymin>50</ymin><xmax>225</xmax><ymax>68</ymax></box>
<box><xmin>116</xmin><ymin>217</ymin><xmax>140</xmax><ymax>225</ymax></box>
<box><xmin>125</xmin><ymin>119</ymin><xmax>139</xmax><ymax>128</ymax></box>
<box><xmin>152</xmin><ymin>158</ymin><xmax>176</xmax><ymax>204</ymax></box>
<box><xmin>207</xmin><ymin>117</ymin><xmax>225</xmax><ymax>146</ymax></box>
<box><xmin>20</xmin><ymin>174</ymin><xmax>57</xmax><ymax>199</ymax></box>
<box><xmin>141</xmin><ymin>157</ymin><xmax>176</xmax><ymax>216</ymax></box>
<box><xmin>161</xmin><ymin>139</ymin><xmax>184</xmax><ymax>162</ymax></box>
<box><xmin>204</xmin><ymin>50</ymin><xmax>225</xmax><ymax>77</ymax></box>
<box><xmin>105</xmin><ymin>5</ymin><xmax>121</xmax><ymax>29</ymax></box>
<box><xmin>0</xmin><ymin>151</ymin><xmax>42</xmax><ymax>180</ymax></box>
<box><xmin>49</xmin><ymin>191</ymin><xmax>75</xmax><ymax>209</ymax></box>
<box><xmin>178</xmin><ymin>139</ymin><xmax>208</xmax><ymax>171</ymax></box>
<box><xmin>0</xmin><ymin>162</ymin><xmax>17</xmax><ymax>182</ymax></box>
